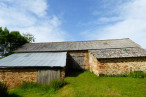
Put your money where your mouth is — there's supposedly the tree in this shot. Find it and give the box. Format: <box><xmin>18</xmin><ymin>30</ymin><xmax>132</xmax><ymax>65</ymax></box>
<box><xmin>0</xmin><ymin>27</ymin><xmax>10</xmax><ymax>56</ymax></box>
<box><xmin>0</xmin><ymin>27</ymin><xmax>35</xmax><ymax>56</ymax></box>
<box><xmin>9</xmin><ymin>31</ymin><xmax>28</xmax><ymax>53</ymax></box>
<box><xmin>23</xmin><ymin>33</ymin><xmax>35</xmax><ymax>43</ymax></box>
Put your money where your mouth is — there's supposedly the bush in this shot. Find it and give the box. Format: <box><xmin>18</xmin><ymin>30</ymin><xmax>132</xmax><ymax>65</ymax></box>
<box><xmin>128</xmin><ymin>71</ymin><xmax>146</xmax><ymax>78</ymax></box>
<box><xmin>0</xmin><ymin>82</ymin><xmax>9</xmax><ymax>97</ymax></box>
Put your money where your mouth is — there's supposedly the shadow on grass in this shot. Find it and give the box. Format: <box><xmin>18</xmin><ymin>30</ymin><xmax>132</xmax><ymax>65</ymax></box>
<box><xmin>8</xmin><ymin>93</ymin><xmax>21</xmax><ymax>97</ymax></box>
<box><xmin>66</xmin><ymin>70</ymin><xmax>84</xmax><ymax>77</ymax></box>
<box><xmin>0</xmin><ymin>81</ymin><xmax>21</xmax><ymax>97</ymax></box>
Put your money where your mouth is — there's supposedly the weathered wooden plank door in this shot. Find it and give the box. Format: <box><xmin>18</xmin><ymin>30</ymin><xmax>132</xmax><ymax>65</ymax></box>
<box><xmin>37</xmin><ymin>69</ymin><xmax>60</xmax><ymax>84</ymax></box>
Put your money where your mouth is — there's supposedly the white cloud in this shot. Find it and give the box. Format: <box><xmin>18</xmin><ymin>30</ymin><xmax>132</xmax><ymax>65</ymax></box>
<box><xmin>83</xmin><ymin>0</ymin><xmax>146</xmax><ymax>48</ymax></box>
<box><xmin>0</xmin><ymin>0</ymin><xmax>66</xmax><ymax>42</ymax></box>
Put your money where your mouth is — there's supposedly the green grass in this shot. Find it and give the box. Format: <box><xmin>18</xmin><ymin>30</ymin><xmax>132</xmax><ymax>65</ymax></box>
<box><xmin>0</xmin><ymin>56</ymin><xmax>5</xmax><ymax>59</ymax></box>
<box><xmin>0</xmin><ymin>81</ymin><xmax>9</xmax><ymax>97</ymax></box>
<box><xmin>128</xmin><ymin>71</ymin><xmax>146</xmax><ymax>78</ymax></box>
<box><xmin>0</xmin><ymin>81</ymin><xmax>19</xmax><ymax>97</ymax></box>
<box><xmin>103</xmin><ymin>71</ymin><xmax>146</xmax><ymax>78</ymax></box>
<box><xmin>10</xmin><ymin>71</ymin><xmax>146</xmax><ymax>97</ymax></box>
<box><xmin>9</xmin><ymin>79</ymin><xmax>67</xmax><ymax>97</ymax></box>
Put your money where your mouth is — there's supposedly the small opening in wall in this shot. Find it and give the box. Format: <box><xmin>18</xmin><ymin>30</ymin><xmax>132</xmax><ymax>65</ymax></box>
<box><xmin>101</xmin><ymin>50</ymin><xmax>107</xmax><ymax>53</ymax></box>
<box><xmin>123</xmin><ymin>49</ymin><xmax>129</xmax><ymax>51</ymax></box>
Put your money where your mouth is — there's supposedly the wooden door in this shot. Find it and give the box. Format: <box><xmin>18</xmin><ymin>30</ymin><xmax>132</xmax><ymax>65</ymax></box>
<box><xmin>37</xmin><ymin>69</ymin><xmax>60</xmax><ymax>84</ymax></box>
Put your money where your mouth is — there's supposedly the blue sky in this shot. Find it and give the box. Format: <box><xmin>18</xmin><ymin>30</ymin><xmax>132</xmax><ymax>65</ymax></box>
<box><xmin>0</xmin><ymin>0</ymin><xmax>146</xmax><ymax>48</ymax></box>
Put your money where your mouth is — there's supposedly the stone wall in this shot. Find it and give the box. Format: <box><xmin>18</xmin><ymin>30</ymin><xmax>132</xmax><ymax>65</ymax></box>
<box><xmin>0</xmin><ymin>68</ymin><xmax>66</xmax><ymax>89</ymax></box>
<box><xmin>60</xmin><ymin>67</ymin><xmax>66</xmax><ymax>79</ymax></box>
<box><xmin>98</xmin><ymin>57</ymin><xmax>146</xmax><ymax>75</ymax></box>
<box><xmin>0</xmin><ymin>68</ymin><xmax>37</xmax><ymax>89</ymax></box>
<box><xmin>67</xmin><ymin>51</ymin><xmax>146</xmax><ymax>76</ymax></box>
<box><xmin>88</xmin><ymin>52</ymin><xmax>100</xmax><ymax>76</ymax></box>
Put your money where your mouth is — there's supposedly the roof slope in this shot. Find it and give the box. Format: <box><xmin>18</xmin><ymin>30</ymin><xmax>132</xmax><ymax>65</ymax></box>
<box><xmin>89</xmin><ymin>48</ymin><xmax>146</xmax><ymax>59</ymax></box>
<box><xmin>15</xmin><ymin>38</ymin><xmax>141</xmax><ymax>52</ymax></box>
<box><xmin>0</xmin><ymin>52</ymin><xmax>67</xmax><ymax>67</ymax></box>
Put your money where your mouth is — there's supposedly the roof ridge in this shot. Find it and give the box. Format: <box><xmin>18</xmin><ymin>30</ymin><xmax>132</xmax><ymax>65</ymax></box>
<box><xmin>15</xmin><ymin>38</ymin><xmax>142</xmax><ymax>53</ymax></box>
<box><xmin>27</xmin><ymin>38</ymin><xmax>130</xmax><ymax>44</ymax></box>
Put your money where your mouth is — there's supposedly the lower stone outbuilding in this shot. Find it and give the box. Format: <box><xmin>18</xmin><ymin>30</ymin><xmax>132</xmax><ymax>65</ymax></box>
<box><xmin>0</xmin><ymin>52</ymin><xmax>67</xmax><ymax>89</ymax></box>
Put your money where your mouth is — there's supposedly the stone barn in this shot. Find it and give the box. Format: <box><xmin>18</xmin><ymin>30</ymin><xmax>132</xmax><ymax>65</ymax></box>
<box><xmin>0</xmin><ymin>38</ymin><xmax>146</xmax><ymax>88</ymax></box>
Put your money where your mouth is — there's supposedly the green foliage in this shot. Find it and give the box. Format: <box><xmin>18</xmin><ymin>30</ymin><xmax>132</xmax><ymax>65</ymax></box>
<box><xmin>14</xmin><ymin>79</ymin><xmax>67</xmax><ymax>94</ymax></box>
<box><xmin>102</xmin><ymin>74</ymin><xmax>127</xmax><ymax>77</ymax></box>
<box><xmin>0</xmin><ymin>82</ymin><xmax>20</xmax><ymax>97</ymax></box>
<box><xmin>128</xmin><ymin>71</ymin><xmax>146</xmax><ymax>78</ymax></box>
<box><xmin>0</xmin><ymin>82</ymin><xmax>9</xmax><ymax>97</ymax></box>
<box><xmin>49</xmin><ymin>79</ymin><xmax>67</xmax><ymax>91</ymax></box>
<box><xmin>23</xmin><ymin>33</ymin><xmax>35</xmax><ymax>43</ymax></box>
<box><xmin>9</xmin><ymin>31</ymin><xmax>28</xmax><ymax>52</ymax></box>
<box><xmin>18</xmin><ymin>82</ymin><xmax>40</xmax><ymax>90</ymax></box>
<box><xmin>0</xmin><ymin>27</ymin><xmax>35</xmax><ymax>56</ymax></box>
<box><xmin>0</xmin><ymin>56</ymin><xmax>6</xmax><ymax>60</ymax></box>
<box><xmin>101</xmin><ymin>71</ymin><xmax>146</xmax><ymax>78</ymax></box>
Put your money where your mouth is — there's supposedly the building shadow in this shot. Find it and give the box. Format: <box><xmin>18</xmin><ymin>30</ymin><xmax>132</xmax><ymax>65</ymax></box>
<box><xmin>65</xmin><ymin>70</ymin><xmax>85</xmax><ymax>77</ymax></box>
<box><xmin>66</xmin><ymin>54</ymin><xmax>85</xmax><ymax>77</ymax></box>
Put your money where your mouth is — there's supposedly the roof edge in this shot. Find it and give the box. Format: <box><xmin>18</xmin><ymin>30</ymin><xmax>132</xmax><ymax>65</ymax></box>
<box><xmin>25</xmin><ymin>38</ymin><xmax>131</xmax><ymax>44</ymax></box>
<box><xmin>14</xmin><ymin>47</ymin><xmax>141</xmax><ymax>53</ymax></box>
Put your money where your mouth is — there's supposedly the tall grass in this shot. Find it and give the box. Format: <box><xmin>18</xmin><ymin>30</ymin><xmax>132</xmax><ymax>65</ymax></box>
<box><xmin>102</xmin><ymin>71</ymin><xmax>146</xmax><ymax>78</ymax></box>
<box><xmin>18</xmin><ymin>82</ymin><xmax>40</xmax><ymax>90</ymax></box>
<box><xmin>0</xmin><ymin>82</ymin><xmax>9</xmax><ymax>97</ymax></box>
<box><xmin>49</xmin><ymin>79</ymin><xmax>67</xmax><ymax>91</ymax></box>
<box><xmin>128</xmin><ymin>71</ymin><xmax>146</xmax><ymax>78</ymax></box>
<box><xmin>0</xmin><ymin>56</ymin><xmax>5</xmax><ymax>60</ymax></box>
<box><xmin>17</xmin><ymin>79</ymin><xmax>67</xmax><ymax>93</ymax></box>
<box><xmin>0</xmin><ymin>82</ymin><xmax>19</xmax><ymax>97</ymax></box>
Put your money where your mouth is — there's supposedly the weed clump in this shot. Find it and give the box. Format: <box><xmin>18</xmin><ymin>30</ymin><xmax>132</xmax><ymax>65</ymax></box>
<box><xmin>128</xmin><ymin>71</ymin><xmax>146</xmax><ymax>78</ymax></box>
<box><xmin>0</xmin><ymin>82</ymin><xmax>19</xmax><ymax>97</ymax></box>
<box><xmin>49</xmin><ymin>79</ymin><xmax>67</xmax><ymax>91</ymax></box>
<box><xmin>100</xmin><ymin>71</ymin><xmax>146</xmax><ymax>78</ymax></box>
<box><xmin>18</xmin><ymin>82</ymin><xmax>40</xmax><ymax>89</ymax></box>
<box><xmin>0</xmin><ymin>82</ymin><xmax>9</xmax><ymax>97</ymax></box>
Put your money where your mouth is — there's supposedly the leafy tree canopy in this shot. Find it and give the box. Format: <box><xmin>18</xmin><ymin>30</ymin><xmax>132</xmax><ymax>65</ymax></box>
<box><xmin>23</xmin><ymin>33</ymin><xmax>35</xmax><ymax>43</ymax></box>
<box><xmin>0</xmin><ymin>27</ymin><xmax>35</xmax><ymax>56</ymax></box>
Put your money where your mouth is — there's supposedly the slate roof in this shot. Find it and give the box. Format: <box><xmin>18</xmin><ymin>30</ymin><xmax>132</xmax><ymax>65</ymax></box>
<box><xmin>89</xmin><ymin>48</ymin><xmax>146</xmax><ymax>59</ymax></box>
<box><xmin>14</xmin><ymin>38</ymin><xmax>146</xmax><ymax>59</ymax></box>
<box><xmin>15</xmin><ymin>38</ymin><xmax>141</xmax><ymax>52</ymax></box>
<box><xmin>0</xmin><ymin>52</ymin><xmax>67</xmax><ymax>67</ymax></box>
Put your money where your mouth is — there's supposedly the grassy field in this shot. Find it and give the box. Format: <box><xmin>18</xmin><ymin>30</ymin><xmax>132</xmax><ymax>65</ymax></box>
<box><xmin>9</xmin><ymin>71</ymin><xmax>146</xmax><ymax>97</ymax></box>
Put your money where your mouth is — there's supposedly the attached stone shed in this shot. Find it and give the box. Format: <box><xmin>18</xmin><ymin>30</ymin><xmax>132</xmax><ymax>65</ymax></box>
<box><xmin>0</xmin><ymin>52</ymin><xmax>66</xmax><ymax>88</ymax></box>
<box><xmin>0</xmin><ymin>38</ymin><xmax>146</xmax><ymax>88</ymax></box>
<box><xmin>89</xmin><ymin>48</ymin><xmax>146</xmax><ymax>76</ymax></box>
